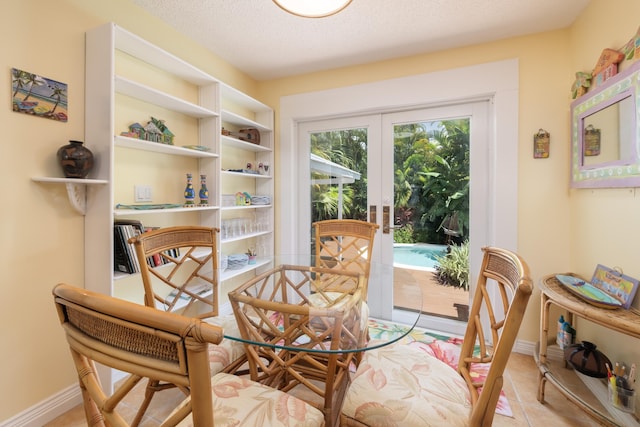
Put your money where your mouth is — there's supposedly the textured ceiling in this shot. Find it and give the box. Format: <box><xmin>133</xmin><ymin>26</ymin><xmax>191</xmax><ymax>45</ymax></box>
<box><xmin>131</xmin><ymin>0</ymin><xmax>591</xmax><ymax>80</ymax></box>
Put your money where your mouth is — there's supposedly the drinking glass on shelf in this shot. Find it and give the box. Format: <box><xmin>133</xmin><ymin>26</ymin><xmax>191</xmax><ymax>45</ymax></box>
<box><xmin>231</xmin><ymin>218</ymin><xmax>237</xmax><ymax>236</ymax></box>
<box><xmin>221</xmin><ymin>220</ymin><xmax>228</xmax><ymax>239</ymax></box>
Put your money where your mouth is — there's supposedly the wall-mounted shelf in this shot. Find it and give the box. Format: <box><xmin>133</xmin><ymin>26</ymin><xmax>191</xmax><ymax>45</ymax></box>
<box><xmin>32</xmin><ymin>176</ymin><xmax>108</xmax><ymax>215</ymax></box>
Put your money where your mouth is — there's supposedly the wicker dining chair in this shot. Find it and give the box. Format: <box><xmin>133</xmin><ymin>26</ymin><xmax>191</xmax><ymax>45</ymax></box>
<box><xmin>313</xmin><ymin>219</ymin><xmax>379</xmax><ymax>357</ymax></box>
<box><xmin>127</xmin><ymin>226</ymin><xmax>246</xmax><ymax>424</ymax></box>
<box><xmin>52</xmin><ymin>283</ymin><xmax>325</xmax><ymax>427</ymax></box>
<box><xmin>341</xmin><ymin>246</ymin><xmax>534</xmax><ymax>427</ymax></box>
<box><xmin>228</xmin><ymin>264</ymin><xmax>367</xmax><ymax>426</ymax></box>
<box><xmin>312</xmin><ymin>219</ymin><xmax>379</xmax><ymax>294</ymax></box>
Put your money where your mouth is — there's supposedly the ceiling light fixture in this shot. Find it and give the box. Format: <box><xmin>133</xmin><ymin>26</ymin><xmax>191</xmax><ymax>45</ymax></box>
<box><xmin>273</xmin><ymin>0</ymin><xmax>352</xmax><ymax>18</ymax></box>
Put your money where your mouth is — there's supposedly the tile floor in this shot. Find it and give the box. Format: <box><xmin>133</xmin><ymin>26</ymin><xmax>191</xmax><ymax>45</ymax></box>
<box><xmin>44</xmin><ymin>351</ymin><xmax>606</xmax><ymax>426</ymax></box>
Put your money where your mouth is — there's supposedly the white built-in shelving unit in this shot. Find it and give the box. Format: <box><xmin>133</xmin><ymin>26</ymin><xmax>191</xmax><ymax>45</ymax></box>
<box><xmin>33</xmin><ymin>22</ymin><xmax>275</xmax><ymax>312</ymax></box>
<box><xmin>32</xmin><ymin>21</ymin><xmax>274</xmax><ymax>389</ymax></box>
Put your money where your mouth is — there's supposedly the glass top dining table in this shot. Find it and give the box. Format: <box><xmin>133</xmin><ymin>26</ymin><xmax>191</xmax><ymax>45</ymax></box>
<box><xmin>222</xmin><ymin>254</ymin><xmax>423</xmax><ymax>353</ymax></box>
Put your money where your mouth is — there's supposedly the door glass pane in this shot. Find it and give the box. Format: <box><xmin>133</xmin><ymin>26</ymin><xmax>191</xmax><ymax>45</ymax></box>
<box><xmin>310</xmin><ymin>128</ymin><xmax>368</xmax><ymax>216</ymax></box>
<box><xmin>391</xmin><ymin>119</ymin><xmax>470</xmax><ymax>321</ymax></box>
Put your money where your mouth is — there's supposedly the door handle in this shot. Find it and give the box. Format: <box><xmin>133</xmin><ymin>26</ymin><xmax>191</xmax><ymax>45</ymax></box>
<box><xmin>383</xmin><ymin>205</ymin><xmax>392</xmax><ymax>234</ymax></box>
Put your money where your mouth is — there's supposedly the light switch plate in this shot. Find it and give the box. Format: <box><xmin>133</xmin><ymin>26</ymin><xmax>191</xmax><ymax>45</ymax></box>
<box><xmin>134</xmin><ymin>185</ymin><xmax>152</xmax><ymax>202</ymax></box>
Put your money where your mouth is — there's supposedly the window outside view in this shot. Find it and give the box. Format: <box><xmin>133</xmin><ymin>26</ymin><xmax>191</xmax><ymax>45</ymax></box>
<box><xmin>310</xmin><ymin>119</ymin><xmax>471</xmax><ymax>320</ymax></box>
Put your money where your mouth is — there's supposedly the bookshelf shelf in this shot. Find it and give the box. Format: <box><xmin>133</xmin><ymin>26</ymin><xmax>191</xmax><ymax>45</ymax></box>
<box><xmin>221</xmin><ymin>230</ymin><xmax>272</xmax><ymax>244</ymax></box>
<box><xmin>221</xmin><ymin>204</ymin><xmax>272</xmax><ymax>212</ymax></box>
<box><xmin>221</xmin><ymin>135</ymin><xmax>272</xmax><ymax>152</ymax></box>
<box><xmin>221</xmin><ymin>109</ymin><xmax>270</xmax><ymax>131</ymax></box>
<box><xmin>115</xmin><ymin>76</ymin><xmax>219</xmax><ymax>118</ymax></box>
<box><xmin>113</xmin><ymin>205</ymin><xmax>220</xmax><ymax>217</ymax></box>
<box><xmin>221</xmin><ymin>257</ymin><xmax>271</xmax><ymax>282</ymax></box>
<box><xmin>221</xmin><ymin>170</ymin><xmax>272</xmax><ymax>179</ymax></box>
<box><xmin>115</xmin><ymin>136</ymin><xmax>219</xmax><ymax>157</ymax></box>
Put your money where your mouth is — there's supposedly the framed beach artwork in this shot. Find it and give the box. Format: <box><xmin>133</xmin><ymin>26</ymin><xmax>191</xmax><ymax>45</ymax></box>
<box><xmin>11</xmin><ymin>68</ymin><xmax>68</xmax><ymax>122</ymax></box>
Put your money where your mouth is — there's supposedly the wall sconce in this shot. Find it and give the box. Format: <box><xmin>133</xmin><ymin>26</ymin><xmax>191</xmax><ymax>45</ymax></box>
<box><xmin>273</xmin><ymin>0</ymin><xmax>352</xmax><ymax>18</ymax></box>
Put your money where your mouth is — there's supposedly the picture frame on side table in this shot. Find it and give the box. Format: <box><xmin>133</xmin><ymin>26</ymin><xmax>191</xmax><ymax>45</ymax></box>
<box><xmin>590</xmin><ymin>264</ymin><xmax>639</xmax><ymax>310</ymax></box>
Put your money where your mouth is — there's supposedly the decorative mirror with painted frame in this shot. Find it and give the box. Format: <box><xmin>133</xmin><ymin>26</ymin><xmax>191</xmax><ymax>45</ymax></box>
<box><xmin>571</xmin><ymin>59</ymin><xmax>640</xmax><ymax>188</ymax></box>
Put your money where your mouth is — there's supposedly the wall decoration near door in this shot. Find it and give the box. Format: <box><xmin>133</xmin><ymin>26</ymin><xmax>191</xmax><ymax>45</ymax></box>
<box><xmin>533</xmin><ymin>128</ymin><xmax>550</xmax><ymax>158</ymax></box>
<box><xmin>11</xmin><ymin>68</ymin><xmax>68</xmax><ymax>122</ymax></box>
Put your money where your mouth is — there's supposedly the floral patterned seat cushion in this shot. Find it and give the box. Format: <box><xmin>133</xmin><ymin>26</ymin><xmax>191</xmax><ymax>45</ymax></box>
<box><xmin>342</xmin><ymin>344</ymin><xmax>472</xmax><ymax>426</ymax></box>
<box><xmin>204</xmin><ymin>315</ymin><xmax>246</xmax><ymax>374</ymax></box>
<box><xmin>175</xmin><ymin>373</ymin><xmax>325</xmax><ymax>426</ymax></box>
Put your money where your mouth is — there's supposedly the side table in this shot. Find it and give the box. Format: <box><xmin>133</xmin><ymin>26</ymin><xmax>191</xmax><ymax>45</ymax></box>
<box><xmin>536</xmin><ymin>273</ymin><xmax>640</xmax><ymax>426</ymax></box>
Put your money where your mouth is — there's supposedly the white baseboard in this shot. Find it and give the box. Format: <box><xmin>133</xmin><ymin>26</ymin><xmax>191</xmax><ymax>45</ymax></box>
<box><xmin>513</xmin><ymin>339</ymin><xmax>564</xmax><ymax>360</ymax></box>
<box><xmin>0</xmin><ymin>384</ymin><xmax>82</xmax><ymax>427</ymax></box>
<box><xmin>513</xmin><ymin>339</ymin><xmax>536</xmax><ymax>356</ymax></box>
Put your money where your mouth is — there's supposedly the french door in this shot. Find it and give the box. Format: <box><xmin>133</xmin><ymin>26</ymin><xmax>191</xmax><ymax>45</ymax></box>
<box><xmin>298</xmin><ymin>101</ymin><xmax>489</xmax><ymax>334</ymax></box>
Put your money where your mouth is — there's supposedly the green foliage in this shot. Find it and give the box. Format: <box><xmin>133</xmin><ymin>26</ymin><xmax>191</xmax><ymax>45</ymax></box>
<box><xmin>393</xmin><ymin>224</ymin><xmax>415</xmax><ymax>243</ymax></box>
<box><xmin>393</xmin><ymin>119</ymin><xmax>470</xmax><ymax>244</ymax></box>
<box><xmin>310</xmin><ymin>128</ymin><xmax>368</xmax><ymax>222</ymax></box>
<box><xmin>434</xmin><ymin>241</ymin><xmax>469</xmax><ymax>290</ymax></box>
<box><xmin>309</xmin><ymin>119</ymin><xmax>470</xmax><ymax>247</ymax></box>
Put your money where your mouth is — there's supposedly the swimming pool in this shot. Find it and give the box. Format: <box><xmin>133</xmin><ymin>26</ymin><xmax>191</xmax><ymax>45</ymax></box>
<box><xmin>394</xmin><ymin>243</ymin><xmax>447</xmax><ymax>270</ymax></box>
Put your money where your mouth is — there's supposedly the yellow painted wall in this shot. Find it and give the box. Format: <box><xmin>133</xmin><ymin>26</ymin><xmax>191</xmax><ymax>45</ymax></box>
<box><xmin>0</xmin><ymin>0</ymin><xmax>257</xmax><ymax>420</ymax></box>
<box><xmin>2</xmin><ymin>0</ymin><xmax>639</xmax><ymax>421</ymax></box>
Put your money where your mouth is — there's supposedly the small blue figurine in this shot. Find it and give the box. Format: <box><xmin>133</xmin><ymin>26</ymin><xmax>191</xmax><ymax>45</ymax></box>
<box><xmin>184</xmin><ymin>173</ymin><xmax>195</xmax><ymax>207</ymax></box>
<box><xmin>199</xmin><ymin>174</ymin><xmax>209</xmax><ymax>205</ymax></box>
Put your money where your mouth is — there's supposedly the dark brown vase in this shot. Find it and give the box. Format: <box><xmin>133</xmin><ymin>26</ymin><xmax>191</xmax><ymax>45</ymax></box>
<box><xmin>564</xmin><ymin>341</ymin><xmax>611</xmax><ymax>378</ymax></box>
<box><xmin>57</xmin><ymin>140</ymin><xmax>94</xmax><ymax>178</ymax></box>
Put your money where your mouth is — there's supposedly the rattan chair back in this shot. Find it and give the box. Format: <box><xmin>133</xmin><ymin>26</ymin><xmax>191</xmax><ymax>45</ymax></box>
<box><xmin>52</xmin><ymin>283</ymin><xmax>222</xmax><ymax>427</ymax></box>
<box><xmin>312</xmin><ymin>219</ymin><xmax>379</xmax><ymax>295</ymax></box>
<box><xmin>228</xmin><ymin>264</ymin><xmax>366</xmax><ymax>426</ymax></box>
<box><xmin>128</xmin><ymin>226</ymin><xmax>220</xmax><ymax>319</ymax></box>
<box><xmin>458</xmin><ymin>246</ymin><xmax>534</xmax><ymax>426</ymax></box>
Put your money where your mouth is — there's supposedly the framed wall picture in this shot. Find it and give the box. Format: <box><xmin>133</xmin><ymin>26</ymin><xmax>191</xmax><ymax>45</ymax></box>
<box><xmin>534</xmin><ymin>129</ymin><xmax>550</xmax><ymax>158</ymax></box>
<box><xmin>11</xmin><ymin>68</ymin><xmax>68</xmax><ymax>122</ymax></box>
<box><xmin>590</xmin><ymin>264</ymin><xmax>639</xmax><ymax>310</ymax></box>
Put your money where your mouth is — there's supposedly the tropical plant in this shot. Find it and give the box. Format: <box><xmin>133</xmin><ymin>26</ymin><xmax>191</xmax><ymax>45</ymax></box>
<box><xmin>434</xmin><ymin>241</ymin><xmax>470</xmax><ymax>290</ymax></box>
<box><xmin>310</xmin><ymin>128</ymin><xmax>368</xmax><ymax>222</ymax></box>
<box><xmin>392</xmin><ymin>119</ymin><xmax>470</xmax><ymax>243</ymax></box>
<box><xmin>309</xmin><ymin>119</ymin><xmax>470</xmax><ymax>245</ymax></box>
<box><xmin>393</xmin><ymin>223</ymin><xmax>415</xmax><ymax>243</ymax></box>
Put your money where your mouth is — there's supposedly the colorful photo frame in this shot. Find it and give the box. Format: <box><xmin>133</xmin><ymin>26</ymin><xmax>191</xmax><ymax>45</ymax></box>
<box><xmin>590</xmin><ymin>264</ymin><xmax>639</xmax><ymax>310</ymax></box>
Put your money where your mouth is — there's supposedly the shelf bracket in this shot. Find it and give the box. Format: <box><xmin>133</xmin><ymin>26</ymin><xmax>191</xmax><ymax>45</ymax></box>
<box><xmin>65</xmin><ymin>183</ymin><xmax>87</xmax><ymax>215</ymax></box>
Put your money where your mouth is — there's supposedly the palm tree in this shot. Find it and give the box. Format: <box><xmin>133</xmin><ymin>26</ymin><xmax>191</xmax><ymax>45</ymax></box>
<box><xmin>12</xmin><ymin>69</ymin><xmax>29</xmax><ymax>97</ymax></box>
<box><xmin>48</xmin><ymin>84</ymin><xmax>65</xmax><ymax>114</ymax></box>
<box><xmin>21</xmin><ymin>73</ymin><xmax>46</xmax><ymax>101</ymax></box>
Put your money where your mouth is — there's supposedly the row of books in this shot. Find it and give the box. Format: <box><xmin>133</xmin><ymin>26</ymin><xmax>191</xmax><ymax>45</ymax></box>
<box><xmin>114</xmin><ymin>220</ymin><xmax>179</xmax><ymax>274</ymax></box>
